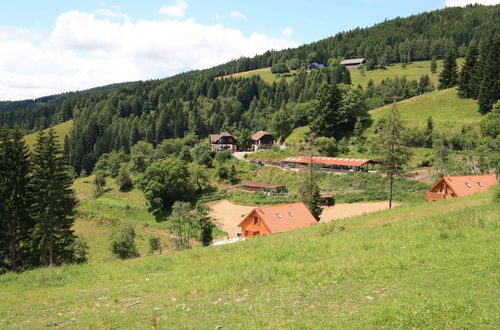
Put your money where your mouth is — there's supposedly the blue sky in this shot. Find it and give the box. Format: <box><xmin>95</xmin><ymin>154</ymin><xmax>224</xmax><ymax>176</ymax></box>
<box><xmin>0</xmin><ymin>0</ymin><xmax>497</xmax><ymax>100</ymax></box>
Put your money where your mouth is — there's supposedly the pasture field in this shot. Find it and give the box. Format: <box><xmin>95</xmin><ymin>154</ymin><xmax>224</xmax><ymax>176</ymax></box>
<box><xmin>0</xmin><ymin>191</ymin><xmax>498</xmax><ymax>328</ymax></box>
<box><xmin>23</xmin><ymin>120</ymin><xmax>73</xmax><ymax>149</ymax></box>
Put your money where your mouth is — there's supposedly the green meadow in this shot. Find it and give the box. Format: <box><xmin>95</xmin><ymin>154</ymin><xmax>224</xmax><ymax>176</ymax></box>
<box><xmin>23</xmin><ymin>120</ymin><xmax>74</xmax><ymax>149</ymax></box>
<box><xmin>0</xmin><ymin>191</ymin><xmax>498</xmax><ymax>328</ymax></box>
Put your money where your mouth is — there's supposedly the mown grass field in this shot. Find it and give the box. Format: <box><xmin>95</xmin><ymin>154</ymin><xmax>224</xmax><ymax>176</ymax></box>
<box><xmin>217</xmin><ymin>67</ymin><xmax>296</xmax><ymax>84</ymax></box>
<box><xmin>23</xmin><ymin>120</ymin><xmax>73</xmax><ymax>149</ymax></box>
<box><xmin>370</xmin><ymin>88</ymin><xmax>482</xmax><ymax>131</ymax></box>
<box><xmin>0</xmin><ymin>191</ymin><xmax>498</xmax><ymax>328</ymax></box>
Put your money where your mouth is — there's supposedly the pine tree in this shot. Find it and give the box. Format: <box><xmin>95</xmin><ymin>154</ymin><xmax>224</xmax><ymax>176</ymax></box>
<box><xmin>0</xmin><ymin>128</ymin><xmax>33</xmax><ymax>272</ymax></box>
<box><xmin>478</xmin><ymin>36</ymin><xmax>500</xmax><ymax>114</ymax></box>
<box><xmin>458</xmin><ymin>42</ymin><xmax>479</xmax><ymax>99</ymax></box>
<box><xmin>430</xmin><ymin>56</ymin><xmax>437</xmax><ymax>74</ymax></box>
<box><xmin>309</xmin><ymin>82</ymin><xmax>343</xmax><ymax>138</ymax></box>
<box><xmin>371</xmin><ymin>104</ymin><xmax>411</xmax><ymax>209</ymax></box>
<box><xmin>438</xmin><ymin>49</ymin><xmax>458</xmax><ymax>90</ymax></box>
<box><xmin>30</xmin><ymin>128</ymin><xmax>79</xmax><ymax>266</ymax></box>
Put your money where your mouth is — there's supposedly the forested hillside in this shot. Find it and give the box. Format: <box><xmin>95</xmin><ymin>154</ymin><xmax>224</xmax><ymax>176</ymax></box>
<box><xmin>0</xmin><ymin>4</ymin><xmax>499</xmax><ymax>175</ymax></box>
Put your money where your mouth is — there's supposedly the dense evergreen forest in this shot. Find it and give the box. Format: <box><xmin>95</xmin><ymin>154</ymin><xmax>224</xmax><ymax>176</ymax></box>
<box><xmin>0</xmin><ymin>4</ymin><xmax>499</xmax><ymax>174</ymax></box>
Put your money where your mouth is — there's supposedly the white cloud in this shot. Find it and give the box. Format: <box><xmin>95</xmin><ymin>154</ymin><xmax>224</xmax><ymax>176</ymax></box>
<box><xmin>160</xmin><ymin>0</ymin><xmax>188</xmax><ymax>17</ymax></box>
<box><xmin>228</xmin><ymin>11</ymin><xmax>247</xmax><ymax>20</ymax></box>
<box><xmin>445</xmin><ymin>0</ymin><xmax>500</xmax><ymax>6</ymax></box>
<box><xmin>282</xmin><ymin>28</ymin><xmax>293</xmax><ymax>37</ymax></box>
<box><xmin>96</xmin><ymin>8</ymin><xmax>128</xmax><ymax>19</ymax></box>
<box><xmin>0</xmin><ymin>10</ymin><xmax>297</xmax><ymax>100</ymax></box>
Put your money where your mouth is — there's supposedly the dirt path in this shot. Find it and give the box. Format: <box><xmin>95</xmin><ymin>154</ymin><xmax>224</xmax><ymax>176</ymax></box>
<box><xmin>208</xmin><ymin>199</ymin><xmax>402</xmax><ymax>238</ymax></box>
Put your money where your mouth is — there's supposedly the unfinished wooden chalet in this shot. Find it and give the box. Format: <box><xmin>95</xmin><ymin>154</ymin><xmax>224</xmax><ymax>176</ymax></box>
<box><xmin>251</xmin><ymin>131</ymin><xmax>276</xmax><ymax>150</ymax></box>
<box><xmin>340</xmin><ymin>58</ymin><xmax>366</xmax><ymax>67</ymax></box>
<box><xmin>210</xmin><ymin>131</ymin><xmax>238</xmax><ymax>151</ymax></box>
<box><xmin>242</xmin><ymin>182</ymin><xmax>286</xmax><ymax>195</ymax></box>
<box><xmin>281</xmin><ymin>156</ymin><xmax>379</xmax><ymax>173</ymax></box>
<box><xmin>426</xmin><ymin>174</ymin><xmax>497</xmax><ymax>201</ymax></box>
<box><xmin>238</xmin><ymin>202</ymin><xmax>316</xmax><ymax>238</ymax></box>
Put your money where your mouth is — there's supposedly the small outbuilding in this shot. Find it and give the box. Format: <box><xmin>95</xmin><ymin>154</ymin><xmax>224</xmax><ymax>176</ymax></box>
<box><xmin>238</xmin><ymin>202</ymin><xmax>317</xmax><ymax>238</ymax></box>
<box><xmin>426</xmin><ymin>174</ymin><xmax>497</xmax><ymax>201</ymax></box>
<box><xmin>252</xmin><ymin>131</ymin><xmax>276</xmax><ymax>150</ymax></box>
<box><xmin>242</xmin><ymin>182</ymin><xmax>286</xmax><ymax>195</ymax></box>
<box><xmin>210</xmin><ymin>131</ymin><xmax>238</xmax><ymax>152</ymax></box>
<box><xmin>340</xmin><ymin>58</ymin><xmax>366</xmax><ymax>67</ymax></box>
<box><xmin>308</xmin><ymin>62</ymin><xmax>325</xmax><ymax>70</ymax></box>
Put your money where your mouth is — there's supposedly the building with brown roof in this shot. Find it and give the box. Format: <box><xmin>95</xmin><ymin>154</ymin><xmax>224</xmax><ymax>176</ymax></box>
<box><xmin>238</xmin><ymin>202</ymin><xmax>317</xmax><ymax>238</ymax></box>
<box><xmin>251</xmin><ymin>131</ymin><xmax>276</xmax><ymax>151</ymax></box>
<box><xmin>426</xmin><ymin>174</ymin><xmax>497</xmax><ymax>201</ymax></box>
<box><xmin>340</xmin><ymin>58</ymin><xmax>366</xmax><ymax>67</ymax></box>
<box><xmin>281</xmin><ymin>156</ymin><xmax>379</xmax><ymax>173</ymax></box>
<box><xmin>210</xmin><ymin>131</ymin><xmax>238</xmax><ymax>151</ymax></box>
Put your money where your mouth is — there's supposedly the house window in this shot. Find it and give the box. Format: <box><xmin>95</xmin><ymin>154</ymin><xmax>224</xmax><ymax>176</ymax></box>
<box><xmin>253</xmin><ymin>217</ymin><xmax>258</xmax><ymax>225</ymax></box>
<box><xmin>288</xmin><ymin>212</ymin><xmax>295</xmax><ymax>217</ymax></box>
<box><xmin>465</xmin><ymin>182</ymin><xmax>472</xmax><ymax>189</ymax></box>
<box><xmin>477</xmin><ymin>182</ymin><xmax>484</xmax><ymax>187</ymax></box>
<box><xmin>275</xmin><ymin>213</ymin><xmax>283</xmax><ymax>219</ymax></box>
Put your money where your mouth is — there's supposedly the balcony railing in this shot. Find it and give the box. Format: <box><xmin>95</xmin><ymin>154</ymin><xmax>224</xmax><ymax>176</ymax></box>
<box><xmin>426</xmin><ymin>191</ymin><xmax>445</xmax><ymax>201</ymax></box>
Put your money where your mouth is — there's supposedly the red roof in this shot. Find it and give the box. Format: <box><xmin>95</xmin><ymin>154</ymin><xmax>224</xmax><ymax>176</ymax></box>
<box><xmin>252</xmin><ymin>131</ymin><xmax>275</xmax><ymax>141</ymax></box>
<box><xmin>281</xmin><ymin>156</ymin><xmax>376</xmax><ymax>167</ymax></box>
<box><xmin>431</xmin><ymin>174</ymin><xmax>497</xmax><ymax>197</ymax></box>
<box><xmin>243</xmin><ymin>182</ymin><xmax>284</xmax><ymax>189</ymax></box>
<box><xmin>238</xmin><ymin>202</ymin><xmax>316</xmax><ymax>234</ymax></box>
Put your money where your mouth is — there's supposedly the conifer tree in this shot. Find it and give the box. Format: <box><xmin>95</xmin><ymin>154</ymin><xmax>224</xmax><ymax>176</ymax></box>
<box><xmin>438</xmin><ymin>49</ymin><xmax>458</xmax><ymax>89</ymax></box>
<box><xmin>478</xmin><ymin>36</ymin><xmax>500</xmax><ymax>114</ymax></box>
<box><xmin>371</xmin><ymin>104</ymin><xmax>411</xmax><ymax>209</ymax></box>
<box><xmin>309</xmin><ymin>82</ymin><xmax>343</xmax><ymax>138</ymax></box>
<box><xmin>458</xmin><ymin>42</ymin><xmax>479</xmax><ymax>99</ymax></box>
<box><xmin>298</xmin><ymin>136</ymin><xmax>322</xmax><ymax>221</ymax></box>
<box><xmin>30</xmin><ymin>128</ymin><xmax>78</xmax><ymax>266</ymax></box>
<box><xmin>0</xmin><ymin>128</ymin><xmax>33</xmax><ymax>272</ymax></box>
<box><xmin>430</xmin><ymin>56</ymin><xmax>437</xmax><ymax>74</ymax></box>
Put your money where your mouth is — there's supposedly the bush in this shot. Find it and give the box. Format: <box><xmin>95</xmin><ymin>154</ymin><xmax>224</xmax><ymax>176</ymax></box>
<box><xmin>215</xmin><ymin>150</ymin><xmax>232</xmax><ymax>163</ymax></box>
<box><xmin>116</xmin><ymin>165</ymin><xmax>133</xmax><ymax>192</ymax></box>
<box><xmin>70</xmin><ymin>237</ymin><xmax>89</xmax><ymax>264</ymax></box>
<box><xmin>271</xmin><ymin>63</ymin><xmax>289</xmax><ymax>74</ymax></box>
<box><xmin>315</xmin><ymin>137</ymin><xmax>338</xmax><ymax>156</ymax></box>
<box><xmin>149</xmin><ymin>237</ymin><xmax>161</xmax><ymax>254</ymax></box>
<box><xmin>109</xmin><ymin>224</ymin><xmax>140</xmax><ymax>260</ymax></box>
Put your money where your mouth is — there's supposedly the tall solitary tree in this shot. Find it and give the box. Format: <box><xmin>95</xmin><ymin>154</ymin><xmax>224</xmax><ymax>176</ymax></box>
<box><xmin>438</xmin><ymin>49</ymin><xmax>458</xmax><ymax>90</ymax></box>
<box><xmin>298</xmin><ymin>135</ymin><xmax>322</xmax><ymax>221</ymax></box>
<box><xmin>371</xmin><ymin>104</ymin><xmax>411</xmax><ymax>209</ymax></box>
<box><xmin>30</xmin><ymin>128</ymin><xmax>79</xmax><ymax>266</ymax></box>
<box><xmin>0</xmin><ymin>128</ymin><xmax>33</xmax><ymax>272</ymax></box>
<box><xmin>430</xmin><ymin>56</ymin><xmax>437</xmax><ymax>74</ymax></box>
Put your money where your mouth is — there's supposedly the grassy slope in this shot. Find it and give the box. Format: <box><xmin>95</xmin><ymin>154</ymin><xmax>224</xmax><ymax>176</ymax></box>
<box><xmin>369</xmin><ymin>88</ymin><xmax>482</xmax><ymax>131</ymax></box>
<box><xmin>23</xmin><ymin>120</ymin><xmax>73</xmax><ymax>149</ymax></box>
<box><xmin>217</xmin><ymin>59</ymin><xmax>464</xmax><ymax>87</ymax></box>
<box><xmin>0</xmin><ymin>192</ymin><xmax>498</xmax><ymax>328</ymax></box>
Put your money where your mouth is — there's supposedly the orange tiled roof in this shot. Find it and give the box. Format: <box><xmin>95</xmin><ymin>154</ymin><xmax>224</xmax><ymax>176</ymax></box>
<box><xmin>432</xmin><ymin>174</ymin><xmax>497</xmax><ymax>197</ymax></box>
<box><xmin>282</xmin><ymin>156</ymin><xmax>377</xmax><ymax>167</ymax></box>
<box><xmin>238</xmin><ymin>202</ymin><xmax>317</xmax><ymax>234</ymax></box>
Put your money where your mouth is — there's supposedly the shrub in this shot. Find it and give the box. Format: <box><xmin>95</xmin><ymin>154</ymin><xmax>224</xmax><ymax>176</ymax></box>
<box><xmin>70</xmin><ymin>237</ymin><xmax>89</xmax><ymax>264</ymax></box>
<box><xmin>149</xmin><ymin>237</ymin><xmax>161</xmax><ymax>254</ymax></box>
<box><xmin>116</xmin><ymin>165</ymin><xmax>133</xmax><ymax>192</ymax></box>
<box><xmin>109</xmin><ymin>224</ymin><xmax>140</xmax><ymax>260</ymax></box>
<box><xmin>271</xmin><ymin>62</ymin><xmax>289</xmax><ymax>74</ymax></box>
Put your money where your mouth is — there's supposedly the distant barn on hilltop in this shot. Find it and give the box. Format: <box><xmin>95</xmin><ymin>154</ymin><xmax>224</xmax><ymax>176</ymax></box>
<box><xmin>340</xmin><ymin>58</ymin><xmax>366</xmax><ymax>67</ymax></box>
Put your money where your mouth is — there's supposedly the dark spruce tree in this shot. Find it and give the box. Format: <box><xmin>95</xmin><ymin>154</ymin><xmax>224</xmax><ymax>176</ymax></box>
<box><xmin>458</xmin><ymin>42</ymin><xmax>480</xmax><ymax>99</ymax></box>
<box><xmin>309</xmin><ymin>82</ymin><xmax>342</xmax><ymax>138</ymax></box>
<box><xmin>0</xmin><ymin>128</ymin><xmax>33</xmax><ymax>273</ymax></box>
<box><xmin>478</xmin><ymin>36</ymin><xmax>500</xmax><ymax>114</ymax></box>
<box><xmin>438</xmin><ymin>49</ymin><xmax>458</xmax><ymax>90</ymax></box>
<box><xmin>30</xmin><ymin>128</ymin><xmax>79</xmax><ymax>266</ymax></box>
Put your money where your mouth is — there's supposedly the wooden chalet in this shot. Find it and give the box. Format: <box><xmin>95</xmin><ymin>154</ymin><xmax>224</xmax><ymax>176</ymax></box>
<box><xmin>252</xmin><ymin>131</ymin><xmax>276</xmax><ymax>150</ymax></box>
<box><xmin>210</xmin><ymin>131</ymin><xmax>238</xmax><ymax>151</ymax></box>
<box><xmin>340</xmin><ymin>58</ymin><xmax>366</xmax><ymax>67</ymax></box>
<box><xmin>242</xmin><ymin>182</ymin><xmax>286</xmax><ymax>194</ymax></box>
<box><xmin>281</xmin><ymin>156</ymin><xmax>379</xmax><ymax>173</ymax></box>
<box><xmin>426</xmin><ymin>174</ymin><xmax>497</xmax><ymax>201</ymax></box>
<box><xmin>238</xmin><ymin>202</ymin><xmax>317</xmax><ymax>238</ymax></box>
